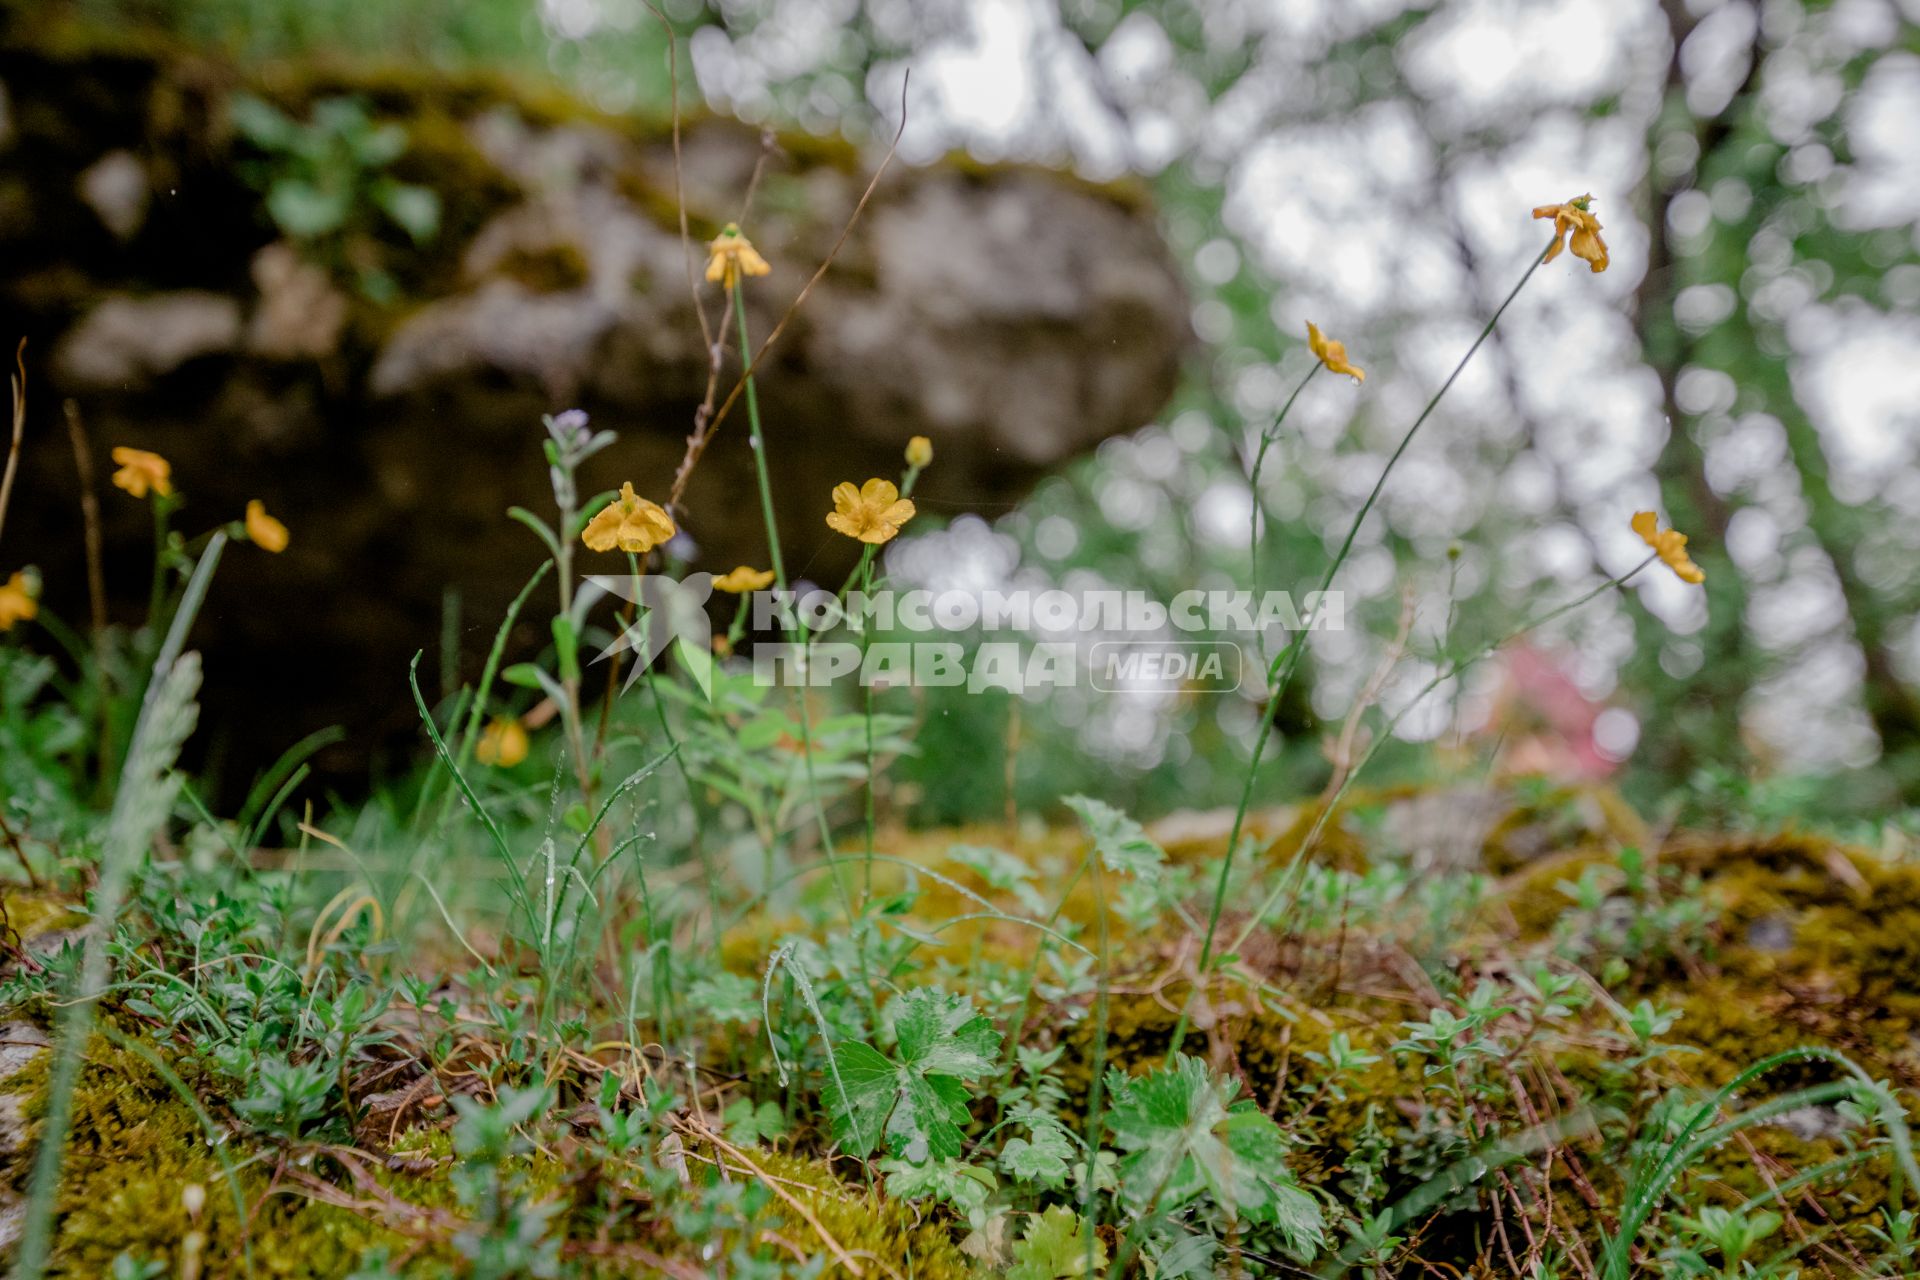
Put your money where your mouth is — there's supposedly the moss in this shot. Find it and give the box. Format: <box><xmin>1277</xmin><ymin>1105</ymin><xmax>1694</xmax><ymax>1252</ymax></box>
<box><xmin>1676</xmin><ymin>1121</ymin><xmax>1897</xmax><ymax>1244</ymax></box>
<box><xmin>1480</xmin><ymin>784</ymin><xmax>1615</xmax><ymax>874</ymax></box>
<box><xmin>1</xmin><ymin>891</ymin><xmax>85</xmax><ymax>942</ymax></box>
<box><xmin>1259</xmin><ymin>800</ymin><xmax>1372</xmax><ymax>874</ymax></box>
<box><xmin>1493</xmin><ymin>845</ymin><xmax>1616</xmax><ymax>938</ymax></box>
<box><xmin>1228</xmin><ymin>1002</ymin><xmax>1423</xmax><ymax>1187</ymax></box>
<box><xmin>490</xmin><ymin>243</ymin><xmax>589</xmax><ymax>293</ymax></box>
<box><xmin>4</xmin><ymin>1034</ymin><xmax>402</xmax><ymax>1277</ymax></box>
<box><xmin>923</xmin><ymin>146</ymin><xmax>1155</xmax><ymax>216</ymax></box>
<box><xmin>1615</xmin><ymin>835</ymin><xmax>1920</xmax><ymax>1087</ymax></box>
<box><xmin>747</xmin><ymin>1149</ymin><xmax>973</xmax><ymax>1280</ymax></box>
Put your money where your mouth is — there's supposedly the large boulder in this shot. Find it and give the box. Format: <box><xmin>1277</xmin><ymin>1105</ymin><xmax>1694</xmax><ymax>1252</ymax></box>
<box><xmin>0</xmin><ymin>20</ymin><xmax>1189</xmax><ymax>790</ymax></box>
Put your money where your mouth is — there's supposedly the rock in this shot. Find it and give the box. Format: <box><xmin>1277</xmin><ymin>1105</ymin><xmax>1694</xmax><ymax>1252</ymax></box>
<box><xmin>0</xmin><ymin>1020</ymin><xmax>50</xmax><ymax>1254</ymax></box>
<box><xmin>246</xmin><ymin>242</ymin><xmax>349</xmax><ymax>359</ymax></box>
<box><xmin>53</xmin><ymin>292</ymin><xmax>242</xmax><ymax>389</ymax></box>
<box><xmin>1744</xmin><ymin>913</ymin><xmax>1797</xmax><ymax>953</ymax></box>
<box><xmin>0</xmin><ymin>1019</ymin><xmax>49</xmax><ymax>1083</ymax></box>
<box><xmin>0</xmin><ymin>35</ymin><xmax>1189</xmax><ymax>791</ymax></box>
<box><xmin>77</xmin><ymin>148</ymin><xmax>147</xmax><ymax>240</ymax></box>
<box><xmin>1771</xmin><ymin>1103</ymin><xmax>1847</xmax><ymax>1142</ymax></box>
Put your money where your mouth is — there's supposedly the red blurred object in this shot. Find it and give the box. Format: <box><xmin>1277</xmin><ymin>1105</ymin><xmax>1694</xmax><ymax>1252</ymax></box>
<box><xmin>1485</xmin><ymin>644</ymin><xmax>1617</xmax><ymax>781</ymax></box>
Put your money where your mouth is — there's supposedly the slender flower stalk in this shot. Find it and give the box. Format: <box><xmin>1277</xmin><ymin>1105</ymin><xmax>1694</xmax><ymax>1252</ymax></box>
<box><xmin>735</xmin><ymin>284</ymin><xmax>788</xmax><ymax>594</ymax></box>
<box><xmin>1247</xmin><ymin>362</ymin><xmax>1323</xmax><ymax>586</ymax></box>
<box><xmin>1170</xmin><ymin>233</ymin><xmax>1559</xmax><ymax>1056</ymax></box>
<box><xmin>731</xmin><ymin>276</ymin><xmax>879</xmax><ymax>1023</ymax></box>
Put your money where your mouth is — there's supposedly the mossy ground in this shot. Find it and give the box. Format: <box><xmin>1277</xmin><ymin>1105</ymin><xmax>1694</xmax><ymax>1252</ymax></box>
<box><xmin>6</xmin><ymin>788</ymin><xmax>1920</xmax><ymax>1275</ymax></box>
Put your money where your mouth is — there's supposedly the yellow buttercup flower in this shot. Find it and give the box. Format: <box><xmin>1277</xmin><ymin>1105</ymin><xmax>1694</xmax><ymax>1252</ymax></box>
<box><xmin>110</xmin><ymin>446</ymin><xmax>173</xmax><ymax>498</ymax></box>
<box><xmin>826</xmin><ymin>478</ymin><xmax>916</xmax><ymax>545</ymax></box>
<box><xmin>1631</xmin><ymin>511</ymin><xmax>1705</xmax><ymax>584</ymax></box>
<box><xmin>905</xmin><ymin>436</ymin><xmax>933</xmax><ymax>468</ymax></box>
<box><xmin>476</xmin><ymin>716</ymin><xmax>530</xmax><ymax>767</ymax></box>
<box><xmin>705</xmin><ymin>223</ymin><xmax>771</xmax><ymax>291</ymax></box>
<box><xmin>1306</xmin><ymin>323</ymin><xmax>1365</xmax><ymax>382</ymax></box>
<box><xmin>1533</xmin><ymin>194</ymin><xmax>1609</xmax><ymax>273</ymax></box>
<box><xmin>0</xmin><ymin>570</ymin><xmax>38</xmax><ymax>631</ymax></box>
<box><xmin>581</xmin><ymin>483</ymin><xmax>677</xmax><ymax>554</ymax></box>
<box><xmin>713</xmin><ymin>565</ymin><xmax>775</xmax><ymax>594</ymax></box>
<box><xmin>245</xmin><ymin>500</ymin><xmax>289</xmax><ymax>553</ymax></box>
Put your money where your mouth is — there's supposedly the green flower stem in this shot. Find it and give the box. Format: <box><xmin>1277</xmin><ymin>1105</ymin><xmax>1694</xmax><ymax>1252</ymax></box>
<box><xmin>735</xmin><ymin>281</ymin><xmax>787</xmax><ymax>592</ymax></box>
<box><xmin>1247</xmin><ymin>360</ymin><xmax>1323</xmax><ymax>586</ymax></box>
<box><xmin>146</xmin><ymin>496</ymin><xmax>169</xmax><ymax>632</ymax></box>
<box><xmin>860</xmin><ymin>558</ymin><xmax>878</xmax><ymax>902</ymax></box>
<box><xmin>732</xmin><ymin>278</ymin><xmax>878</xmax><ymax>1025</ymax></box>
<box><xmin>1171</xmin><ymin>235</ymin><xmax>1557</xmax><ymax>1057</ymax></box>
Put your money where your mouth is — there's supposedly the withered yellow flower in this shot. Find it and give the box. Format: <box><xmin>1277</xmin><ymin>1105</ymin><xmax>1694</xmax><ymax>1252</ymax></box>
<box><xmin>1631</xmin><ymin>511</ymin><xmax>1705</xmax><ymax>584</ymax></box>
<box><xmin>245</xmin><ymin>500</ymin><xmax>289</xmax><ymax>553</ymax></box>
<box><xmin>905</xmin><ymin>436</ymin><xmax>933</xmax><ymax>468</ymax></box>
<box><xmin>1307</xmin><ymin>323</ymin><xmax>1365</xmax><ymax>382</ymax></box>
<box><xmin>826</xmin><ymin>478</ymin><xmax>916</xmax><ymax>545</ymax></box>
<box><xmin>476</xmin><ymin>716</ymin><xmax>529</xmax><ymax>767</ymax></box>
<box><xmin>1533</xmin><ymin>194</ymin><xmax>1609</xmax><ymax>273</ymax></box>
<box><xmin>0</xmin><ymin>570</ymin><xmax>38</xmax><ymax>631</ymax></box>
<box><xmin>111</xmin><ymin>446</ymin><xmax>173</xmax><ymax>498</ymax></box>
<box><xmin>706</xmin><ymin>223</ymin><xmax>771</xmax><ymax>290</ymax></box>
<box><xmin>582</xmin><ymin>482</ymin><xmax>677</xmax><ymax>554</ymax></box>
<box><xmin>713</xmin><ymin>565</ymin><xmax>775</xmax><ymax>594</ymax></box>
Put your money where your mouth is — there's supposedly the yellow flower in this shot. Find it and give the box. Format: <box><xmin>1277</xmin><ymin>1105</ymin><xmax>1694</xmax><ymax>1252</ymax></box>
<box><xmin>476</xmin><ymin>716</ymin><xmax>529</xmax><ymax>767</ymax></box>
<box><xmin>1532</xmin><ymin>194</ymin><xmax>1609</xmax><ymax>273</ymax></box>
<box><xmin>826</xmin><ymin>478</ymin><xmax>916</xmax><ymax>545</ymax></box>
<box><xmin>1306</xmin><ymin>323</ymin><xmax>1365</xmax><ymax>382</ymax></box>
<box><xmin>245</xmin><ymin>500</ymin><xmax>289</xmax><ymax>553</ymax></box>
<box><xmin>110</xmin><ymin>446</ymin><xmax>173</xmax><ymax>498</ymax></box>
<box><xmin>0</xmin><ymin>570</ymin><xmax>38</xmax><ymax>631</ymax></box>
<box><xmin>581</xmin><ymin>483</ymin><xmax>677</xmax><ymax>554</ymax></box>
<box><xmin>905</xmin><ymin>436</ymin><xmax>933</xmax><ymax>468</ymax></box>
<box><xmin>713</xmin><ymin>565</ymin><xmax>775</xmax><ymax>594</ymax></box>
<box><xmin>705</xmin><ymin>223</ymin><xmax>771</xmax><ymax>290</ymax></box>
<box><xmin>1632</xmin><ymin>511</ymin><xmax>1705</xmax><ymax>584</ymax></box>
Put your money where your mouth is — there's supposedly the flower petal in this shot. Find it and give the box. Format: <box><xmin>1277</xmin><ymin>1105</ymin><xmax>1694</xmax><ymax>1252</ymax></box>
<box><xmin>582</xmin><ymin>505</ymin><xmax>624</xmax><ymax>551</ymax></box>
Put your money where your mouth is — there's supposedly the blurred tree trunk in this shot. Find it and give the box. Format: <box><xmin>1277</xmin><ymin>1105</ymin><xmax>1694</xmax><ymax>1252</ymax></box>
<box><xmin>1640</xmin><ymin>0</ymin><xmax>1920</xmax><ymax>795</ymax></box>
<box><xmin>1634</xmin><ymin>0</ymin><xmax>1758</xmax><ymax>782</ymax></box>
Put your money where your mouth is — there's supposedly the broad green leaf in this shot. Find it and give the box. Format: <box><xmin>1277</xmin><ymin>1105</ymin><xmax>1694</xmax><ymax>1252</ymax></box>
<box><xmin>947</xmin><ymin>844</ymin><xmax>1049</xmax><ymax>915</ymax></box>
<box><xmin>1000</xmin><ymin>1120</ymin><xmax>1073</xmax><ymax>1186</ymax></box>
<box><xmin>374</xmin><ymin>180</ymin><xmax>440</xmax><ymax>243</ymax></box>
<box><xmin>1008</xmin><ymin>1205</ymin><xmax>1105</xmax><ymax>1280</ymax></box>
<box><xmin>1062</xmin><ymin>794</ymin><xmax>1165</xmax><ymax>880</ymax></box>
<box><xmin>892</xmin><ymin>988</ymin><xmax>999</xmax><ymax>1078</ymax></box>
<box><xmin>266</xmin><ymin>179</ymin><xmax>350</xmax><ymax>239</ymax></box>
<box><xmin>880</xmin><ymin>1156</ymin><xmax>995</xmax><ymax>1211</ymax></box>
<box><xmin>1105</xmin><ymin>1054</ymin><xmax>1325</xmax><ymax>1256</ymax></box>
<box><xmin>823</xmin><ymin>989</ymin><xmax>1001</xmax><ymax>1165</ymax></box>
<box><xmin>823</xmin><ymin>1039</ymin><xmax>896</xmax><ymax>1156</ymax></box>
